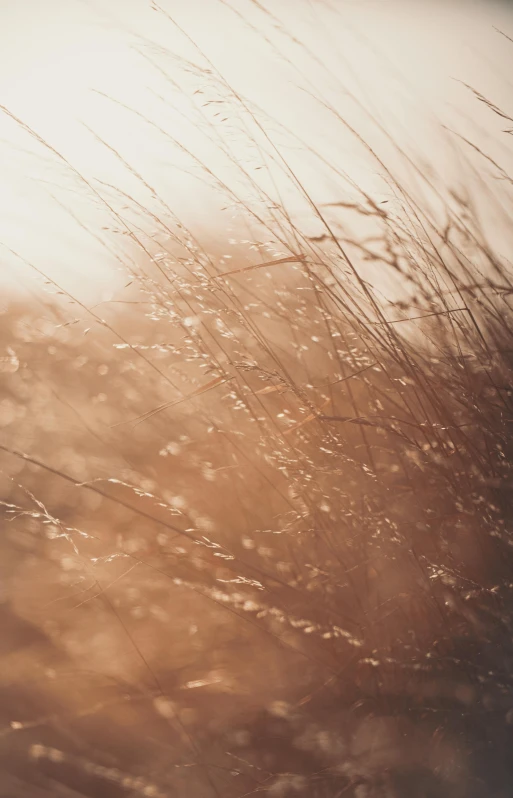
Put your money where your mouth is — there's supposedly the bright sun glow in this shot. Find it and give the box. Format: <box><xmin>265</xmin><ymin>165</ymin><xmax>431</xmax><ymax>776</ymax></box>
<box><xmin>1</xmin><ymin>0</ymin><xmax>513</xmax><ymax>302</ymax></box>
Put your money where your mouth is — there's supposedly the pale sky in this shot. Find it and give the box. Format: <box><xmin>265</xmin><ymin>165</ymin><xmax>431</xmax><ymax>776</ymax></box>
<box><xmin>1</xmin><ymin>0</ymin><xmax>512</xmax><ymax>301</ymax></box>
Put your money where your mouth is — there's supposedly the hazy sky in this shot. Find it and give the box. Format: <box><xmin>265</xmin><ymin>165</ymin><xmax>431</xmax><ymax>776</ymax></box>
<box><xmin>1</xmin><ymin>0</ymin><xmax>513</xmax><ymax>301</ymax></box>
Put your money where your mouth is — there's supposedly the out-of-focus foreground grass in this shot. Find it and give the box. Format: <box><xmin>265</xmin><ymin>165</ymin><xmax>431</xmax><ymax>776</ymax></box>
<box><xmin>2</xmin><ymin>10</ymin><xmax>513</xmax><ymax>798</ymax></box>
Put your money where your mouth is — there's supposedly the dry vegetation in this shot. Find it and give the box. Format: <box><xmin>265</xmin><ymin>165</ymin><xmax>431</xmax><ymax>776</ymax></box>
<box><xmin>2</xmin><ymin>9</ymin><xmax>513</xmax><ymax>798</ymax></box>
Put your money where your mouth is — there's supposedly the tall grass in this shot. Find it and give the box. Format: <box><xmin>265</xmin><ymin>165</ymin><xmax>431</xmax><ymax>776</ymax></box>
<box><xmin>1</xmin><ymin>8</ymin><xmax>513</xmax><ymax>797</ymax></box>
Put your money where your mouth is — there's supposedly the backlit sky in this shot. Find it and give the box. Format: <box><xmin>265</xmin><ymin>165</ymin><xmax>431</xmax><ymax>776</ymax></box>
<box><xmin>1</xmin><ymin>0</ymin><xmax>513</xmax><ymax>301</ymax></box>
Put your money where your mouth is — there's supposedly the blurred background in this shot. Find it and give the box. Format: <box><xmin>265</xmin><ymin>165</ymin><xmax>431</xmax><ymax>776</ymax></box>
<box><xmin>2</xmin><ymin>2</ymin><xmax>513</xmax><ymax>797</ymax></box>
<box><xmin>1</xmin><ymin>0</ymin><xmax>513</xmax><ymax>302</ymax></box>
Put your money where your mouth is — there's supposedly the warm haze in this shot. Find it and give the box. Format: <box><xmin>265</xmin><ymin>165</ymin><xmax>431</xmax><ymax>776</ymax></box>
<box><xmin>2</xmin><ymin>2</ymin><xmax>513</xmax><ymax>797</ymax></box>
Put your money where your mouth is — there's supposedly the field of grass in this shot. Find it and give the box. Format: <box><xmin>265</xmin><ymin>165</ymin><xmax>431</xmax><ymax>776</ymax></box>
<box><xmin>2</xmin><ymin>5</ymin><xmax>513</xmax><ymax>797</ymax></box>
